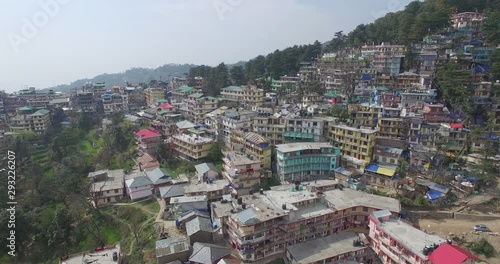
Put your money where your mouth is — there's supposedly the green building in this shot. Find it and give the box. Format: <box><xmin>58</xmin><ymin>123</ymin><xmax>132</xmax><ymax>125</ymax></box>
<box><xmin>276</xmin><ymin>142</ymin><xmax>341</xmax><ymax>182</ymax></box>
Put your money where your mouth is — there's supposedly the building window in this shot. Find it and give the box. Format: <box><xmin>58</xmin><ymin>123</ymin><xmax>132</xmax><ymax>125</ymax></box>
<box><xmin>363</xmin><ymin>207</ymin><xmax>368</xmax><ymax>212</ymax></box>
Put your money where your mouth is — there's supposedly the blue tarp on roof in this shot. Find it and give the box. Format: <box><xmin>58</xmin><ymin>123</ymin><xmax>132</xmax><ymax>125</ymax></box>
<box><xmin>475</xmin><ymin>65</ymin><xmax>489</xmax><ymax>73</ymax></box>
<box><xmin>366</xmin><ymin>164</ymin><xmax>379</xmax><ymax>172</ymax></box>
<box><xmin>466</xmin><ymin>177</ymin><xmax>479</xmax><ymax>182</ymax></box>
<box><xmin>361</xmin><ymin>74</ymin><xmax>372</xmax><ymax>81</ymax></box>
<box><xmin>427</xmin><ymin>189</ymin><xmax>443</xmax><ymax>201</ymax></box>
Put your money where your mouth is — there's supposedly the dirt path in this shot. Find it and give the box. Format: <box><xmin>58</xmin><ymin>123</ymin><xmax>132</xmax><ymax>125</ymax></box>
<box><xmin>418</xmin><ymin>218</ymin><xmax>500</xmax><ymax>263</ymax></box>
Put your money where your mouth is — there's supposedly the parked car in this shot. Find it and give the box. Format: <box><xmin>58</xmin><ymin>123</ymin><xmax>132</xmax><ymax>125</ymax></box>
<box><xmin>473</xmin><ymin>224</ymin><xmax>489</xmax><ymax>232</ymax></box>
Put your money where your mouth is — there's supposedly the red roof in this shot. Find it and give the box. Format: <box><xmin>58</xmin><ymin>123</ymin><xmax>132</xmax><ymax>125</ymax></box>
<box><xmin>159</xmin><ymin>103</ymin><xmax>175</xmax><ymax>109</ymax></box>
<box><xmin>450</xmin><ymin>123</ymin><xmax>464</xmax><ymax>129</ymax></box>
<box><xmin>429</xmin><ymin>243</ymin><xmax>480</xmax><ymax>264</ymax></box>
<box><xmin>135</xmin><ymin>129</ymin><xmax>161</xmax><ymax>139</ymax></box>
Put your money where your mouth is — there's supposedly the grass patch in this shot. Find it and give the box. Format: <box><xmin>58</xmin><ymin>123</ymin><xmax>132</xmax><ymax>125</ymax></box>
<box><xmin>468</xmin><ymin>238</ymin><xmax>496</xmax><ymax>258</ymax></box>
<box><xmin>137</xmin><ymin>200</ymin><xmax>160</xmax><ymax>215</ymax></box>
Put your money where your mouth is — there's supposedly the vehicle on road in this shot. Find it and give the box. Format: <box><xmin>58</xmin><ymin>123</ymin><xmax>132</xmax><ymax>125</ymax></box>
<box><xmin>473</xmin><ymin>224</ymin><xmax>490</xmax><ymax>232</ymax></box>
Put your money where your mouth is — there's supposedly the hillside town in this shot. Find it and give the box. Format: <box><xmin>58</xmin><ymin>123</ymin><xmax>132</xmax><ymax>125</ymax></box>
<box><xmin>3</xmin><ymin>7</ymin><xmax>500</xmax><ymax>264</ymax></box>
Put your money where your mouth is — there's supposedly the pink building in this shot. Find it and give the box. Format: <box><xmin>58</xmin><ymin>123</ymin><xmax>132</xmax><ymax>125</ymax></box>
<box><xmin>368</xmin><ymin>210</ymin><xmax>477</xmax><ymax>264</ymax></box>
<box><xmin>135</xmin><ymin>128</ymin><xmax>162</xmax><ymax>155</ymax></box>
<box><xmin>125</xmin><ymin>176</ymin><xmax>154</xmax><ymax>200</ymax></box>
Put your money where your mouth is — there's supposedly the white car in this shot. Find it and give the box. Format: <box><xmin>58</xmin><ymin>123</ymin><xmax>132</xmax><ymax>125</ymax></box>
<box><xmin>473</xmin><ymin>224</ymin><xmax>489</xmax><ymax>232</ymax></box>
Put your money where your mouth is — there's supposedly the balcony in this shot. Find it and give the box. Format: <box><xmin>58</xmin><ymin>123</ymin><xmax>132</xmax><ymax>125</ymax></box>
<box><xmin>379</xmin><ymin>243</ymin><xmax>400</xmax><ymax>262</ymax></box>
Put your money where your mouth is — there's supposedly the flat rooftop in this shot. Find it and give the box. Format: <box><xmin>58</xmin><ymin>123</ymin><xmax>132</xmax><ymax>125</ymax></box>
<box><xmin>276</xmin><ymin>142</ymin><xmax>334</xmax><ymax>153</ymax></box>
<box><xmin>323</xmin><ymin>188</ymin><xmax>400</xmax><ymax>212</ymax></box>
<box><xmin>171</xmin><ymin>195</ymin><xmax>207</xmax><ymax>204</ymax></box>
<box><xmin>173</xmin><ymin>133</ymin><xmax>214</xmax><ymax>145</ymax></box>
<box><xmin>61</xmin><ymin>244</ymin><xmax>120</xmax><ymax>264</ymax></box>
<box><xmin>222</xmin><ymin>151</ymin><xmax>261</xmax><ymax>166</ymax></box>
<box><xmin>184</xmin><ymin>179</ymin><xmax>228</xmax><ymax>194</ymax></box>
<box><xmin>287</xmin><ymin>231</ymin><xmax>366</xmax><ymax>263</ymax></box>
<box><xmin>332</xmin><ymin>124</ymin><xmax>378</xmax><ymax>134</ymax></box>
<box><xmin>379</xmin><ymin>219</ymin><xmax>444</xmax><ymax>260</ymax></box>
<box><xmin>91</xmin><ymin>170</ymin><xmax>125</xmax><ymax>192</ymax></box>
<box><xmin>232</xmin><ymin>193</ymin><xmax>286</xmax><ymax>225</ymax></box>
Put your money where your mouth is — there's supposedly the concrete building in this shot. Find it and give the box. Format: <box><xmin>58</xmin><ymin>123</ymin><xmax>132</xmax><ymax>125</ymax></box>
<box><xmin>271</xmin><ymin>76</ymin><xmax>300</xmax><ymax>93</ymax></box>
<box><xmin>218</xmin><ymin>183</ymin><xmax>400</xmax><ymax>263</ymax></box>
<box><xmin>286</xmin><ymin>231</ymin><xmax>371</xmax><ymax>264</ymax></box>
<box><xmin>172</xmin><ymin>195</ymin><xmax>209</xmax><ymax>213</ymax></box>
<box><xmin>172</xmin><ymin>133</ymin><xmax>214</xmax><ymax>161</ymax></box>
<box><xmin>156</xmin><ymin>236</ymin><xmax>191</xmax><ymax>264</ymax></box>
<box><xmin>88</xmin><ymin>170</ymin><xmax>125</xmax><ymax>207</ymax></box>
<box><xmin>276</xmin><ymin>142</ymin><xmax>341</xmax><ymax>182</ymax></box>
<box><xmin>125</xmin><ymin>176</ymin><xmax>154</xmax><ymax>200</ymax></box>
<box><xmin>252</xmin><ymin>116</ymin><xmax>286</xmax><ymax>145</ymax></box>
<box><xmin>329</xmin><ymin>125</ymin><xmax>378</xmax><ymax>172</ymax></box>
<box><xmin>189</xmin><ymin>243</ymin><xmax>233</xmax><ymax>264</ymax></box>
<box><xmin>187</xmin><ymin>93</ymin><xmax>218</xmax><ymax>121</ymax></box>
<box><xmin>172</xmin><ymin>86</ymin><xmax>196</xmax><ymax>101</ymax></box>
<box><xmin>422</xmin><ymin>103</ymin><xmax>450</xmax><ymax>123</ymax></box>
<box><xmin>222</xmin><ymin>151</ymin><xmax>262</xmax><ymax>195</ymax></box>
<box><xmin>184</xmin><ymin>179</ymin><xmax>229</xmax><ymax>202</ymax></box>
<box><xmin>221</xmin><ymin>86</ymin><xmax>245</xmax><ymax>101</ymax></box>
<box><xmin>229</xmin><ymin>130</ymin><xmax>272</xmax><ymax>170</ymax></box>
<box><xmin>101</xmin><ymin>93</ymin><xmax>127</xmax><ymax>116</ymax></box>
<box><xmin>369</xmin><ymin>209</ymin><xmax>456</xmax><ymax>264</ymax></box>
<box><xmin>135</xmin><ymin>129</ymin><xmax>162</xmax><ymax>155</ymax></box>
<box><xmin>9</xmin><ymin>107</ymin><xmax>50</xmax><ymax>134</ymax></box>
<box><xmin>283</xmin><ymin>118</ymin><xmax>325</xmax><ymax>142</ymax></box>
<box><xmin>145</xmin><ymin>88</ymin><xmax>165</xmax><ymax>106</ymax></box>
<box><xmin>348</xmin><ymin>104</ymin><xmax>382</xmax><ymax>127</ymax></box>
<box><xmin>401</xmin><ymin>92</ymin><xmax>435</xmax><ymax>108</ymax></box>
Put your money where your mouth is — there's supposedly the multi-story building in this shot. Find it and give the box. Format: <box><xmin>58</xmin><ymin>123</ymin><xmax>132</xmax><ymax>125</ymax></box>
<box><xmin>401</xmin><ymin>92</ymin><xmax>436</xmax><ymax>108</ymax></box>
<box><xmin>222</xmin><ymin>150</ymin><xmax>262</xmax><ymax>195</ymax></box>
<box><xmin>298</xmin><ymin>61</ymin><xmax>317</xmax><ymax>83</ymax></box>
<box><xmin>221</xmin><ymin>113</ymin><xmax>253</xmax><ymax>145</ymax></box>
<box><xmin>398</xmin><ymin>72</ymin><xmax>420</xmax><ymax>89</ymax></box>
<box><xmin>71</xmin><ymin>92</ymin><xmax>96</xmax><ymax>112</ymax></box>
<box><xmin>122</xmin><ymin>86</ymin><xmax>146</xmax><ymax>111</ymax></box>
<box><xmin>88</xmin><ymin>169</ymin><xmax>125</xmax><ymax>207</ymax></box>
<box><xmin>422</xmin><ymin>103</ymin><xmax>450</xmax><ymax>123</ymax></box>
<box><xmin>9</xmin><ymin>106</ymin><xmax>50</xmax><ymax>134</ymax></box>
<box><xmin>252</xmin><ymin>116</ymin><xmax>286</xmax><ymax>145</ymax></box>
<box><xmin>183</xmin><ymin>179</ymin><xmax>228</xmax><ymax>202</ymax></box>
<box><xmin>369</xmin><ymin>209</ymin><xmax>478</xmax><ymax>264</ymax></box>
<box><xmin>329</xmin><ymin>125</ymin><xmax>377</xmax><ymax>172</ymax></box>
<box><xmin>379</xmin><ymin>92</ymin><xmax>401</xmax><ymax>108</ymax></box>
<box><xmin>438</xmin><ymin>123</ymin><xmax>468</xmax><ymax>152</ymax></box>
<box><xmin>135</xmin><ymin>129</ymin><xmax>162</xmax><ymax>155</ymax></box>
<box><xmin>229</xmin><ymin>130</ymin><xmax>272</xmax><ymax>170</ymax></box>
<box><xmin>145</xmin><ymin>88</ymin><xmax>165</xmax><ymax>106</ymax></box>
<box><xmin>362</xmin><ymin>43</ymin><xmax>406</xmax><ymax>76</ymax></box>
<box><xmin>275</xmin><ymin>142</ymin><xmax>341</xmax><ymax>182</ymax></box>
<box><xmin>172</xmin><ymin>133</ymin><xmax>214</xmax><ymax>161</ymax></box>
<box><xmin>192</xmin><ymin>76</ymin><xmax>204</xmax><ymax>91</ymax></box>
<box><xmin>271</xmin><ymin>76</ymin><xmax>300</xmax><ymax>93</ymax></box>
<box><xmin>243</xmin><ymin>86</ymin><xmax>264</xmax><ymax>107</ymax></box>
<box><xmin>378</xmin><ymin>118</ymin><xmax>404</xmax><ymax>139</ymax></box>
<box><xmin>221</xmin><ymin>86</ymin><xmax>245</xmax><ymax>101</ymax></box>
<box><xmin>172</xmin><ymin>86</ymin><xmax>196</xmax><ymax>102</ymax></box>
<box><xmin>348</xmin><ymin>104</ymin><xmax>382</xmax><ymax>127</ymax></box>
<box><xmin>451</xmin><ymin>12</ymin><xmax>485</xmax><ymax>31</ymax></box>
<box><xmin>286</xmin><ymin>231</ymin><xmax>372</xmax><ymax>264</ymax></box>
<box><xmin>101</xmin><ymin>93</ymin><xmax>127</xmax><ymax>116</ymax></box>
<box><xmin>171</xmin><ymin>77</ymin><xmax>189</xmax><ymax>91</ymax></box>
<box><xmin>84</xmin><ymin>82</ymin><xmax>107</xmax><ymax>98</ymax></box>
<box><xmin>187</xmin><ymin>93</ymin><xmax>218</xmax><ymax>121</ymax></box>
<box><xmin>216</xmin><ymin>184</ymin><xmax>400</xmax><ymax>263</ymax></box>
<box><xmin>283</xmin><ymin>117</ymin><xmax>325</xmax><ymax>142</ymax></box>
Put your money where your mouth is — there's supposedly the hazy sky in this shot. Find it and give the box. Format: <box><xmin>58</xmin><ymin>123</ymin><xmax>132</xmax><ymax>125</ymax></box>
<box><xmin>0</xmin><ymin>0</ymin><xmax>412</xmax><ymax>92</ymax></box>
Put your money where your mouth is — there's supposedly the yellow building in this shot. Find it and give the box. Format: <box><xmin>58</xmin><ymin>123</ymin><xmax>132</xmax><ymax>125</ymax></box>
<box><xmin>251</xmin><ymin>116</ymin><xmax>286</xmax><ymax>145</ymax></box>
<box><xmin>348</xmin><ymin>104</ymin><xmax>382</xmax><ymax>127</ymax></box>
<box><xmin>329</xmin><ymin>124</ymin><xmax>377</xmax><ymax>171</ymax></box>
<box><xmin>243</xmin><ymin>86</ymin><xmax>264</xmax><ymax>107</ymax></box>
<box><xmin>378</xmin><ymin>118</ymin><xmax>404</xmax><ymax>139</ymax></box>
<box><xmin>221</xmin><ymin>86</ymin><xmax>245</xmax><ymax>101</ymax></box>
<box><xmin>144</xmin><ymin>88</ymin><xmax>165</xmax><ymax>105</ymax></box>
<box><xmin>230</xmin><ymin>130</ymin><xmax>272</xmax><ymax>170</ymax></box>
<box><xmin>172</xmin><ymin>133</ymin><xmax>214</xmax><ymax>161</ymax></box>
